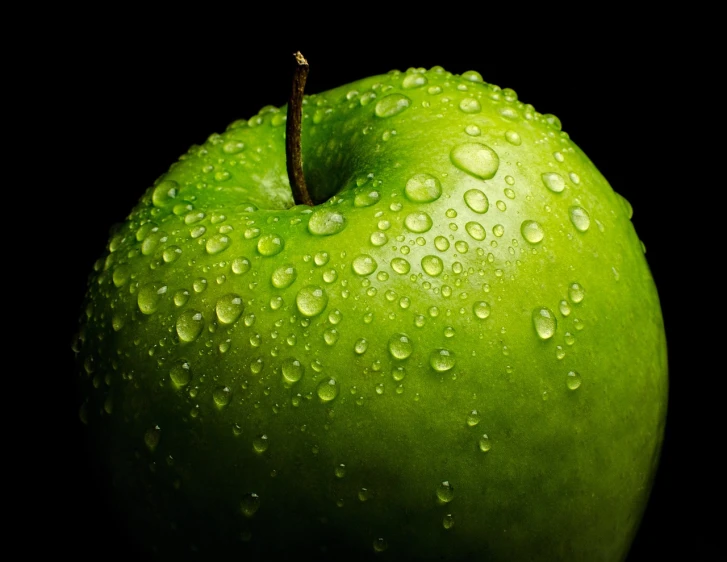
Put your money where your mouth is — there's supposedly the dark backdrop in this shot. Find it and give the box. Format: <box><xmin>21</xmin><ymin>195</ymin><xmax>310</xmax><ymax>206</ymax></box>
<box><xmin>49</xmin><ymin>21</ymin><xmax>711</xmax><ymax>561</ymax></box>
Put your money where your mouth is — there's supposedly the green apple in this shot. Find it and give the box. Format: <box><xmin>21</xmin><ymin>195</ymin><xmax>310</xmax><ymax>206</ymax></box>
<box><xmin>73</xmin><ymin>62</ymin><xmax>667</xmax><ymax>561</ymax></box>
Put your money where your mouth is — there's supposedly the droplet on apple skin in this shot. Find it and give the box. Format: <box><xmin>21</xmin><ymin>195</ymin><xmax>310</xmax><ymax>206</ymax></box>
<box><xmin>450</xmin><ymin>142</ymin><xmax>500</xmax><ymax>179</ymax></box>
<box><xmin>541</xmin><ymin>172</ymin><xmax>566</xmax><ymax>193</ymax></box>
<box><xmin>240</xmin><ymin>493</ymin><xmax>260</xmax><ymax>518</ymax></box>
<box><xmin>532</xmin><ymin>307</ymin><xmax>557</xmax><ymax>340</ymax></box>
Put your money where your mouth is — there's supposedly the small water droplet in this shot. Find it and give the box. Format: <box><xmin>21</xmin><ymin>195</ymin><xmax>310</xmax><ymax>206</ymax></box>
<box><xmin>465</xmin><ymin>221</ymin><xmax>486</xmax><ymax>241</ymax></box>
<box><xmin>479</xmin><ymin>434</ymin><xmax>492</xmax><ymax>452</ymax></box>
<box><xmin>434</xmin><ymin>236</ymin><xmax>450</xmax><ymax>251</ymax></box>
<box><xmin>450</xmin><ymin>143</ymin><xmax>500</xmax><ymax>180</ymax></box>
<box><xmin>569</xmin><ymin>206</ymin><xmax>591</xmax><ymax>232</ymax></box>
<box><xmin>373</xmin><ymin>537</ymin><xmax>388</xmax><ymax>553</ymax></box>
<box><xmin>152</xmin><ymin>179</ymin><xmax>178</xmax><ymax>207</ymax></box>
<box><xmin>213</xmin><ymin>386</ymin><xmax>232</xmax><ymax>407</ymax></box>
<box><xmin>568</xmin><ymin>283</ymin><xmax>585</xmax><ymax>304</ymax></box>
<box><xmin>532</xmin><ymin>307</ymin><xmax>557</xmax><ymax>340</ymax></box>
<box><xmin>169</xmin><ymin>360</ymin><xmax>192</xmax><ymax>388</ymax></box>
<box><xmin>459</xmin><ymin>97</ymin><xmax>481</xmax><ymax>113</ymax></box>
<box><xmin>137</xmin><ymin>282</ymin><xmax>167</xmax><ymax>315</ymax></box>
<box><xmin>308</xmin><ymin>208</ymin><xmax>347</xmax><ymax>236</ymax></box>
<box><xmin>375</xmin><ymin>93</ymin><xmax>411</xmax><ymax>117</ymax></box>
<box><xmin>316</xmin><ymin>377</ymin><xmax>339</xmax><ymax>402</ymax></box>
<box><xmin>505</xmin><ymin>130</ymin><xmax>522</xmax><ymax>145</ymax></box>
<box><xmin>541</xmin><ymin>172</ymin><xmax>566</xmax><ymax>193</ymax></box>
<box><xmin>206</xmin><ymin>233</ymin><xmax>231</xmax><ymax>255</ymax></box>
<box><xmin>443</xmin><ymin>514</ymin><xmax>455</xmax><ymax>530</ymax></box>
<box><xmin>473</xmin><ymin>301</ymin><xmax>491</xmax><ymax>319</ymax></box>
<box><xmin>391</xmin><ymin>257</ymin><xmax>411</xmax><ymax>275</ymax></box>
<box><xmin>216</xmin><ymin>294</ymin><xmax>244</xmax><ymax>325</ymax></box>
<box><xmin>232</xmin><ymin>257</ymin><xmax>251</xmax><ymax>275</ymax></box>
<box><xmin>253</xmin><ymin>434</ymin><xmax>269</xmax><ymax>453</ymax></box>
<box><xmin>354</xmin><ymin>338</ymin><xmax>368</xmax><ymax>355</ymax></box>
<box><xmin>521</xmin><ymin>220</ymin><xmax>545</xmax><ymax>244</ymax></box>
<box><xmin>144</xmin><ymin>426</ymin><xmax>161</xmax><ymax>452</ymax></box>
<box><xmin>430</xmin><ymin>349</ymin><xmax>456</xmax><ymax>372</ymax></box>
<box><xmin>354</xmin><ymin>188</ymin><xmax>380</xmax><ymax>208</ymax></box>
<box><xmin>335</xmin><ymin>463</ymin><xmax>347</xmax><ymax>478</ymax></box>
<box><xmin>559</xmin><ymin>300</ymin><xmax>572</xmax><ymax>316</ymax></box>
<box><xmin>466</xmin><ymin>410</ymin><xmax>481</xmax><ymax>427</ymax></box>
<box><xmin>403</xmin><ymin>73</ymin><xmax>428</xmax><ymax>89</ymax></box>
<box><xmin>323</xmin><ymin>328</ymin><xmax>339</xmax><ymax>346</ymax></box>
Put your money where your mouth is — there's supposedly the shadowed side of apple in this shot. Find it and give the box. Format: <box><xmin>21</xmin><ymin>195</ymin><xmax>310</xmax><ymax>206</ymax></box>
<box><xmin>73</xmin><ymin>64</ymin><xmax>667</xmax><ymax>560</ymax></box>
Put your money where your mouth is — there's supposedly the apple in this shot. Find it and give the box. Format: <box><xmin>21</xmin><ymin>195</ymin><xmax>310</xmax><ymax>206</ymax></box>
<box><xmin>72</xmin><ymin>58</ymin><xmax>667</xmax><ymax>561</ymax></box>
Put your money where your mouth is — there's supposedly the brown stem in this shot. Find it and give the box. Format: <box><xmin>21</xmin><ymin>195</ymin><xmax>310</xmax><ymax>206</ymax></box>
<box><xmin>287</xmin><ymin>51</ymin><xmax>313</xmax><ymax>206</ymax></box>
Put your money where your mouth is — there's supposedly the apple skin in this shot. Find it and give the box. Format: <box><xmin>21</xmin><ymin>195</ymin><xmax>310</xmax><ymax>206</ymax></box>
<box><xmin>74</xmin><ymin>65</ymin><xmax>667</xmax><ymax>560</ymax></box>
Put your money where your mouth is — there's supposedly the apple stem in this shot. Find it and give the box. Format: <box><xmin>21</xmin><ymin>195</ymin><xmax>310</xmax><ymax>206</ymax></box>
<box><xmin>287</xmin><ymin>51</ymin><xmax>314</xmax><ymax>207</ymax></box>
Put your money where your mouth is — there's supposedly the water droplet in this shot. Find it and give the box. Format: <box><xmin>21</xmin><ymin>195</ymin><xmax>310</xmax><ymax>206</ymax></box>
<box><xmin>358</xmin><ymin>488</ymin><xmax>370</xmax><ymax>502</ymax></box>
<box><xmin>541</xmin><ymin>172</ymin><xmax>565</xmax><ymax>193</ymax></box>
<box><xmin>436</xmin><ymin>481</ymin><xmax>455</xmax><ymax>503</ymax></box>
<box><xmin>450</xmin><ymin>143</ymin><xmax>499</xmax><ymax>180</ymax></box>
<box><xmin>223</xmin><ymin>140</ymin><xmax>244</xmax><ymax>154</ymax></box>
<box><xmin>466</xmin><ymin>410</ymin><xmax>481</xmax><ymax>427</ymax></box>
<box><xmin>465</xmin><ymin>221</ymin><xmax>486</xmax><ymax>241</ymax></box>
<box><xmin>216</xmin><ymin>294</ymin><xmax>244</xmax><ymax>325</ymax></box>
<box><xmin>271</xmin><ymin>265</ymin><xmax>297</xmax><ymax>289</ymax></box>
<box><xmin>137</xmin><ymin>282</ymin><xmax>167</xmax><ymax>315</ymax></box>
<box><xmin>464</xmin><ymin>189</ymin><xmax>489</xmax><ymax>213</ymax></box>
<box><xmin>174</xmin><ymin>289</ymin><xmax>190</xmax><ymax>307</ymax></box>
<box><xmin>169</xmin><ymin>360</ymin><xmax>192</xmax><ymax>388</ymax></box>
<box><xmin>567</xmin><ymin>370</ymin><xmax>582</xmax><ymax>390</ymax></box>
<box><xmin>296</xmin><ymin>285</ymin><xmax>328</xmax><ymax>317</ymax></box>
<box><xmin>144</xmin><ymin>426</ymin><xmax>161</xmax><ymax>452</ymax></box>
<box><xmin>392</xmin><ymin>366</ymin><xmax>406</xmax><ymax>381</ymax></box>
<box><xmin>232</xmin><ymin>257</ymin><xmax>251</xmax><ymax>275</ymax></box>
<box><xmin>308</xmin><ymin>208</ymin><xmax>347</xmax><ymax>236</ymax></box>
<box><xmin>390</xmin><ymin>257</ymin><xmax>411</xmax><ymax>275</ymax></box>
<box><xmin>152</xmin><ymin>179</ymin><xmax>178</xmax><ymax>207</ymax></box>
<box><xmin>404</xmin><ymin>212</ymin><xmax>433</xmax><ymax>233</ymax></box>
<box><xmin>352</xmin><ymin>254</ymin><xmax>378</xmax><ymax>276</ymax></box>
<box><xmin>569</xmin><ymin>206</ymin><xmax>591</xmax><ymax>232</ymax></box>
<box><xmin>253</xmin><ymin>434</ymin><xmax>269</xmax><ymax>453</ymax></box>
<box><xmin>257</xmin><ymin>234</ymin><xmax>284</xmax><ymax>256</ymax></box>
<box><xmin>568</xmin><ymin>283</ymin><xmax>585</xmax><ymax>303</ymax></box>
<box><xmin>403</xmin><ymin>73</ymin><xmax>427</xmax><ymax>88</ymax></box>
<box><xmin>559</xmin><ymin>300</ymin><xmax>571</xmax><ymax>316</ymax></box>
<box><xmin>479</xmin><ymin>434</ymin><xmax>492</xmax><ymax>452</ymax></box>
<box><xmin>375</xmin><ymin>93</ymin><xmax>411</xmax><ymax>117</ymax></box>
<box><xmin>373</xmin><ymin>537</ymin><xmax>388</xmax><ymax>553</ymax></box>
<box><xmin>213</xmin><ymin>386</ymin><xmax>232</xmax><ymax>407</ymax></box>
<box><xmin>176</xmin><ymin>310</ymin><xmax>204</xmax><ymax>342</ymax></box>
<box><xmin>505</xmin><ymin>130</ymin><xmax>522</xmax><ymax>145</ymax></box>
<box><xmin>322</xmin><ymin>269</ymin><xmax>338</xmax><ymax>284</ymax></box>
<box><xmin>282</xmin><ymin>358</ymin><xmax>304</xmax><ymax>383</ymax></box>
<box><xmin>521</xmin><ymin>220</ymin><xmax>545</xmax><ymax>244</ymax></box>
<box><xmin>240</xmin><ymin>493</ymin><xmax>260</xmax><ymax>517</ymax></box>
<box><xmin>430</xmin><ymin>349</ymin><xmax>456</xmax><ymax>372</ymax></box>
<box><xmin>443</xmin><ymin>514</ymin><xmax>455</xmax><ymax>530</ymax></box>
<box><xmin>459</xmin><ymin>97</ymin><xmax>481</xmax><ymax>113</ymax></box>
<box><xmin>532</xmin><ymin>307</ymin><xmax>557</xmax><ymax>340</ymax></box>
<box><xmin>473</xmin><ymin>301</ymin><xmax>491</xmax><ymax>319</ymax></box>
<box><xmin>388</xmin><ymin>333</ymin><xmax>413</xmax><ymax>360</ymax></box>
<box><xmin>354</xmin><ymin>188</ymin><xmax>380</xmax><ymax>208</ymax></box>
<box><xmin>316</xmin><ymin>377</ymin><xmax>339</xmax><ymax>402</ymax></box>
<box><xmin>465</xmin><ymin>124</ymin><xmax>481</xmax><ymax>136</ymax></box>
<box><xmin>324</xmin><ymin>328</ymin><xmax>339</xmax><ymax>346</ymax></box>
<box><xmin>354</xmin><ymin>338</ymin><xmax>368</xmax><ymax>355</ymax></box>
<box><xmin>421</xmin><ymin>255</ymin><xmax>444</xmax><ymax>277</ymax></box>
<box><xmin>206</xmin><ymin>233</ymin><xmax>231</xmax><ymax>255</ymax></box>
<box><xmin>434</xmin><ymin>236</ymin><xmax>450</xmax><ymax>251</ymax></box>
<box><xmin>335</xmin><ymin>463</ymin><xmax>347</xmax><ymax>478</ymax></box>
<box><xmin>162</xmin><ymin>246</ymin><xmax>182</xmax><ymax>263</ymax></box>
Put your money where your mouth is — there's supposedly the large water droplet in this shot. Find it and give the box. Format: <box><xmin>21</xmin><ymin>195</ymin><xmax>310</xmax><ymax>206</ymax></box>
<box><xmin>541</xmin><ymin>172</ymin><xmax>565</xmax><ymax>193</ymax></box>
<box><xmin>430</xmin><ymin>349</ymin><xmax>456</xmax><ymax>372</ymax></box>
<box><xmin>240</xmin><ymin>493</ymin><xmax>261</xmax><ymax>517</ymax></box>
<box><xmin>405</xmin><ymin>173</ymin><xmax>442</xmax><ymax>203</ymax></box>
<box><xmin>316</xmin><ymin>377</ymin><xmax>339</xmax><ymax>402</ymax></box>
<box><xmin>296</xmin><ymin>285</ymin><xmax>328</xmax><ymax>317</ymax></box>
<box><xmin>137</xmin><ymin>282</ymin><xmax>167</xmax><ymax>315</ymax></box>
<box><xmin>388</xmin><ymin>333</ymin><xmax>413</xmax><ymax>360</ymax></box>
<box><xmin>206</xmin><ymin>233</ymin><xmax>231</xmax><ymax>255</ymax></box>
<box><xmin>375</xmin><ymin>93</ymin><xmax>411</xmax><ymax>117</ymax></box>
<box><xmin>373</xmin><ymin>538</ymin><xmax>389</xmax><ymax>553</ymax></box>
<box><xmin>169</xmin><ymin>360</ymin><xmax>192</xmax><ymax>388</ymax></box>
<box><xmin>436</xmin><ymin>481</ymin><xmax>455</xmax><ymax>503</ymax></box>
<box><xmin>434</xmin><ymin>236</ymin><xmax>450</xmax><ymax>251</ymax></box>
<box><xmin>450</xmin><ymin>143</ymin><xmax>500</xmax><ymax>180</ymax></box>
<box><xmin>504</xmin><ymin>130</ymin><xmax>522</xmax><ymax>145</ymax></box>
<box><xmin>465</xmin><ymin>221</ymin><xmax>486</xmax><ymax>241</ymax></box>
<box><xmin>354</xmin><ymin>338</ymin><xmax>368</xmax><ymax>355</ymax></box>
<box><xmin>354</xmin><ymin>188</ymin><xmax>380</xmax><ymax>208</ymax></box>
<box><xmin>473</xmin><ymin>301</ymin><xmax>491</xmax><ymax>319</ymax></box>
<box><xmin>464</xmin><ymin>189</ymin><xmax>489</xmax><ymax>213</ymax></box>
<box><xmin>216</xmin><ymin>294</ymin><xmax>244</xmax><ymax>325</ymax></box>
<box><xmin>232</xmin><ymin>257</ymin><xmax>251</xmax><ymax>275</ymax></box>
<box><xmin>569</xmin><ymin>206</ymin><xmax>591</xmax><ymax>232</ymax></box>
<box><xmin>567</xmin><ymin>370</ymin><xmax>582</xmax><ymax>390</ymax></box>
<box><xmin>404</xmin><ymin>212</ymin><xmax>433</xmax><ymax>233</ymax></box>
<box><xmin>213</xmin><ymin>386</ymin><xmax>232</xmax><ymax>407</ymax></box>
<box><xmin>257</xmin><ymin>234</ymin><xmax>284</xmax><ymax>256</ymax></box>
<box><xmin>271</xmin><ymin>265</ymin><xmax>297</xmax><ymax>289</ymax></box>
<box><xmin>532</xmin><ymin>307</ymin><xmax>557</xmax><ymax>340</ymax></box>
<box><xmin>421</xmin><ymin>255</ymin><xmax>444</xmax><ymax>277</ymax></box>
<box><xmin>253</xmin><ymin>434</ymin><xmax>269</xmax><ymax>453</ymax></box>
<box><xmin>459</xmin><ymin>98</ymin><xmax>481</xmax><ymax>113</ymax></box>
<box><xmin>308</xmin><ymin>208</ymin><xmax>347</xmax><ymax>236</ymax></box>
<box><xmin>521</xmin><ymin>220</ymin><xmax>545</xmax><ymax>244</ymax></box>
<box><xmin>352</xmin><ymin>254</ymin><xmax>378</xmax><ymax>276</ymax></box>
<box><xmin>175</xmin><ymin>310</ymin><xmax>204</xmax><ymax>342</ymax></box>
<box><xmin>282</xmin><ymin>358</ymin><xmax>304</xmax><ymax>384</ymax></box>
<box><xmin>391</xmin><ymin>257</ymin><xmax>411</xmax><ymax>275</ymax></box>
<box><xmin>152</xmin><ymin>179</ymin><xmax>178</xmax><ymax>207</ymax></box>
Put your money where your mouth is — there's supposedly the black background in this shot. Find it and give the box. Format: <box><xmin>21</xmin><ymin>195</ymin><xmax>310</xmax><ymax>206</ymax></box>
<box><xmin>42</xmin><ymin>17</ymin><xmax>713</xmax><ymax>561</ymax></box>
